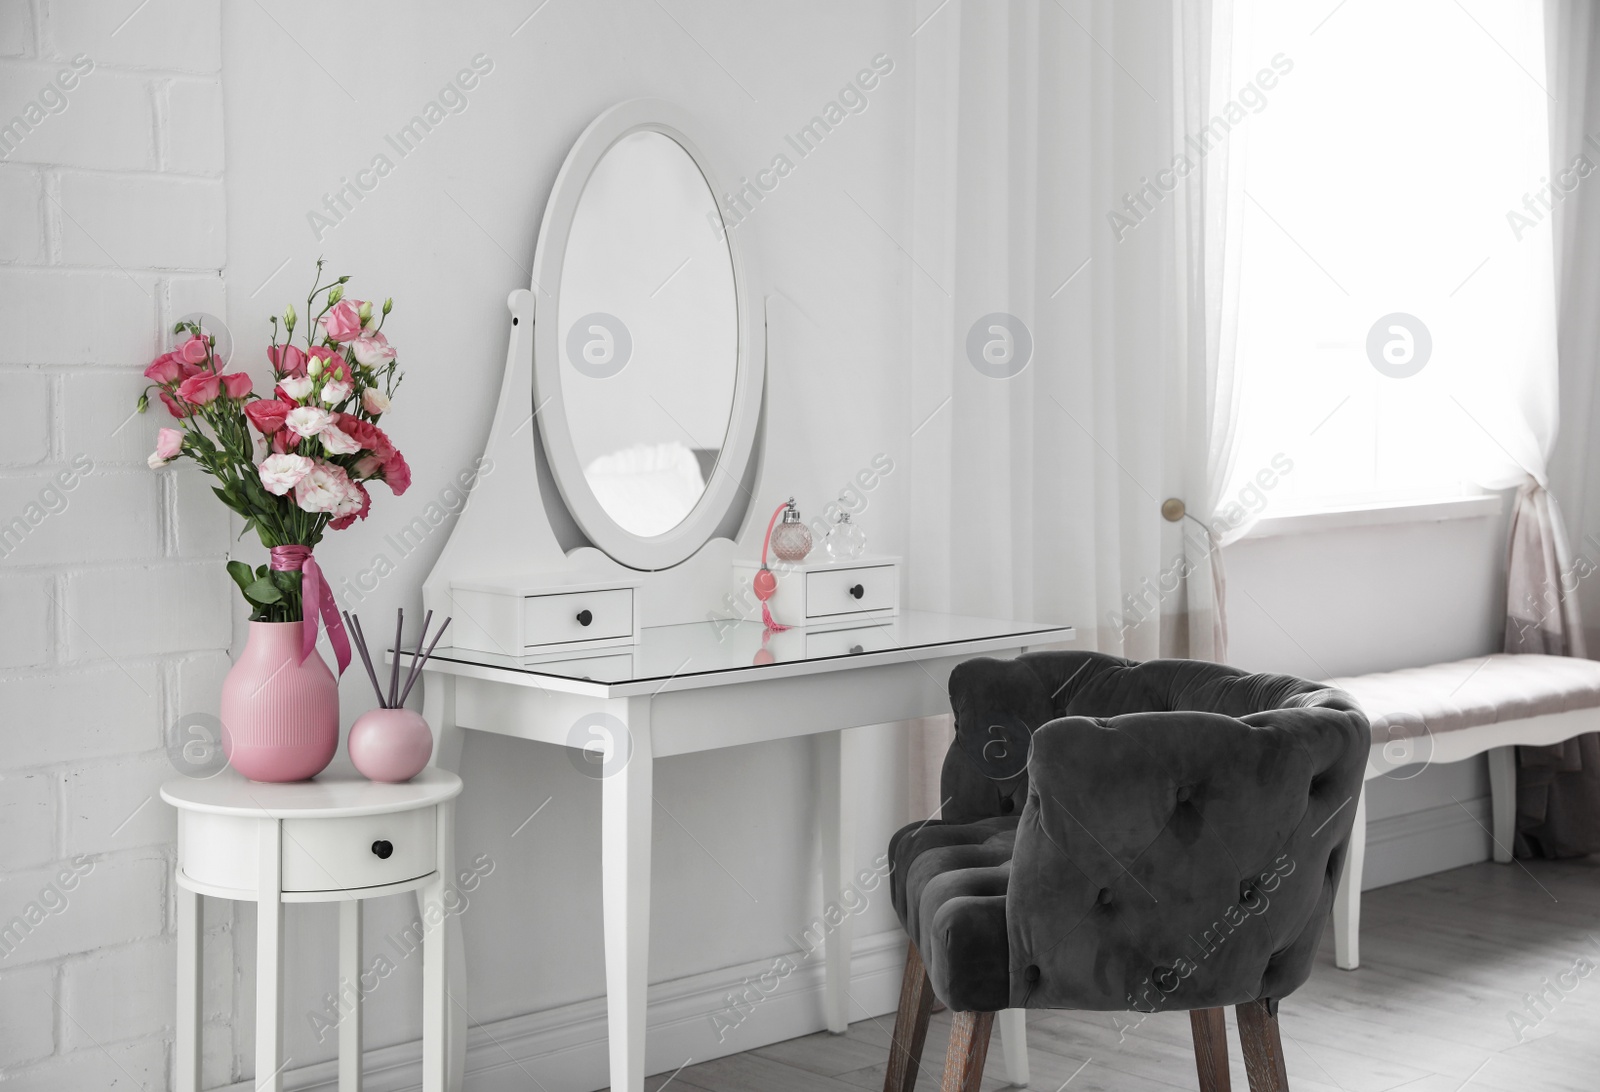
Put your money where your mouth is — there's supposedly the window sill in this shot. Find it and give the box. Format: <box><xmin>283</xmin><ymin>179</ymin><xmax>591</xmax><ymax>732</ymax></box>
<box><xmin>1242</xmin><ymin>494</ymin><xmax>1504</xmax><ymax>541</ymax></box>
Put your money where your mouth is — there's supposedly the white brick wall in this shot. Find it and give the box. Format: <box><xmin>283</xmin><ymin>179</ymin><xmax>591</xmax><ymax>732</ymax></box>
<box><xmin>0</xmin><ymin>0</ymin><xmax>233</xmax><ymax>1086</ymax></box>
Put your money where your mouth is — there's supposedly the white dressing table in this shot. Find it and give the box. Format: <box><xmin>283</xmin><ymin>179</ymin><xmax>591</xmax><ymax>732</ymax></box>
<box><xmin>412</xmin><ymin>96</ymin><xmax>1075</xmax><ymax>1091</ymax></box>
<box><xmin>403</xmin><ymin>612</ymin><xmax>1072</xmax><ymax>1092</ymax></box>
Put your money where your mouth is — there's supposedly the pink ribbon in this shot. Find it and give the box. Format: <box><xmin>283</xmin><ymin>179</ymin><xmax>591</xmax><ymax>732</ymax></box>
<box><xmin>269</xmin><ymin>545</ymin><xmax>351</xmax><ymax>676</ymax></box>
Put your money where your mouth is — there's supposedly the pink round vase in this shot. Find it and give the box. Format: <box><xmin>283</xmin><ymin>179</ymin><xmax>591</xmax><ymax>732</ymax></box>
<box><xmin>220</xmin><ymin>621</ymin><xmax>339</xmax><ymax>782</ymax></box>
<box><xmin>348</xmin><ymin>707</ymin><xmax>433</xmax><ymax>783</ymax></box>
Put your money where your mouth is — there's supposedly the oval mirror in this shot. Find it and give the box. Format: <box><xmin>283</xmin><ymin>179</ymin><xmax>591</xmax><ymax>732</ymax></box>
<box><xmin>532</xmin><ymin>101</ymin><xmax>763</xmax><ymax>571</ymax></box>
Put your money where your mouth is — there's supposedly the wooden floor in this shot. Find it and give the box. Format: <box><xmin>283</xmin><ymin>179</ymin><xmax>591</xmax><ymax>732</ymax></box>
<box><xmin>629</xmin><ymin>856</ymin><xmax>1600</xmax><ymax>1092</ymax></box>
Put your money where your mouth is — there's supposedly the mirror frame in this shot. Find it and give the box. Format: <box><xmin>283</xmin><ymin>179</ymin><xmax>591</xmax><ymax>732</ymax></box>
<box><xmin>530</xmin><ymin>99</ymin><xmax>764</xmax><ymax>572</ymax></box>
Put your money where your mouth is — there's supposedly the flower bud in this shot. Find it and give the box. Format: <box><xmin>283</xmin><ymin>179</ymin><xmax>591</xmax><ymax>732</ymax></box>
<box><xmin>284</xmin><ymin>304</ymin><xmax>297</xmax><ymax>329</ymax></box>
<box><xmin>308</xmin><ymin>358</ymin><xmax>323</xmax><ymax>377</ymax></box>
<box><xmin>137</xmin><ymin>392</ymin><xmax>149</xmax><ymax>414</ymax></box>
<box><xmin>337</xmin><ymin>275</ymin><xmax>350</xmax><ymax>284</ymax></box>
<box><xmin>381</xmin><ymin>297</ymin><xmax>393</xmax><ymax>315</ymax></box>
<box><xmin>328</xmin><ymin>285</ymin><xmax>344</xmax><ymax>305</ymax></box>
<box><xmin>358</xmin><ymin>300</ymin><xmax>373</xmax><ymax>324</ymax></box>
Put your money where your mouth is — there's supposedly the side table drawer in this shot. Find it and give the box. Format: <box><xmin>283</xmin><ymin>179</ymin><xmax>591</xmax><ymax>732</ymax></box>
<box><xmin>281</xmin><ymin>809</ymin><xmax>435</xmax><ymax>892</ymax></box>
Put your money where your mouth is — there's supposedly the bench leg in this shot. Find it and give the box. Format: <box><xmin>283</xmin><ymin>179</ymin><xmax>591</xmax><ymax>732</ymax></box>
<box><xmin>1487</xmin><ymin>746</ymin><xmax>1516</xmax><ymax>863</ymax></box>
<box><xmin>1332</xmin><ymin>785</ymin><xmax>1366</xmax><ymax>971</ymax></box>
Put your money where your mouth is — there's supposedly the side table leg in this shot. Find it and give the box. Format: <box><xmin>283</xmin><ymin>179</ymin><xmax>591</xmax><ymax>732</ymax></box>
<box><xmin>339</xmin><ymin>899</ymin><xmax>363</xmax><ymax>1091</ymax></box>
<box><xmin>602</xmin><ymin>698</ymin><xmax>653</xmax><ymax>1092</ymax></box>
<box><xmin>422</xmin><ymin>801</ymin><xmax>453</xmax><ymax>1092</ymax></box>
<box><xmin>257</xmin><ymin>820</ymin><xmax>285</xmax><ymax>1092</ymax></box>
<box><xmin>176</xmin><ymin>883</ymin><xmax>201</xmax><ymax>1092</ymax></box>
<box><xmin>422</xmin><ymin>669</ymin><xmax>467</xmax><ymax>1090</ymax></box>
<box><xmin>819</xmin><ymin>728</ymin><xmax>856</xmax><ymax>1033</ymax></box>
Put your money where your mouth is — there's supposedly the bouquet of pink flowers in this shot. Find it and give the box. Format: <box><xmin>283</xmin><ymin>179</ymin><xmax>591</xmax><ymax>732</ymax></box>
<box><xmin>139</xmin><ymin>261</ymin><xmax>408</xmax><ymax>657</ymax></box>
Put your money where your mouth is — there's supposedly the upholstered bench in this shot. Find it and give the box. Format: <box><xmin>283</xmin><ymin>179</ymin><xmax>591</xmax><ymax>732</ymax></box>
<box><xmin>1326</xmin><ymin>653</ymin><xmax>1600</xmax><ymax>969</ymax></box>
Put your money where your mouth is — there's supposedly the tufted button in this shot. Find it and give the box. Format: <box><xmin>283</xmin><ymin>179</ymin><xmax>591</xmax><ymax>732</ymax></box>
<box><xmin>1176</xmin><ymin>785</ymin><xmax>1193</xmax><ymax>804</ymax></box>
<box><xmin>1024</xmin><ymin>965</ymin><xmax>1041</xmax><ymax>982</ymax></box>
<box><xmin>1098</xmin><ymin>887</ymin><xmax>1114</xmax><ymax>906</ymax></box>
<box><xmin>1001</xmin><ymin>796</ymin><xmax>1016</xmax><ymax>814</ymax></box>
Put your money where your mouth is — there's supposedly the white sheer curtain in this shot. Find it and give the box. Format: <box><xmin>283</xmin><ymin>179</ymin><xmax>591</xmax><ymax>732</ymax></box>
<box><xmin>1175</xmin><ymin>0</ymin><xmax>1247</xmax><ymax>662</ymax></box>
<box><xmin>1513</xmin><ymin>0</ymin><xmax>1600</xmax><ymax>858</ymax></box>
<box><xmin>906</xmin><ymin>0</ymin><xmax>1225</xmax><ymax>812</ymax></box>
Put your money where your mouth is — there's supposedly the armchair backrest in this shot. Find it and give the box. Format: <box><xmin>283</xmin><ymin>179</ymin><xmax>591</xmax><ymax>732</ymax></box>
<box><xmin>941</xmin><ymin>652</ymin><xmax>1368</xmax><ymax>1011</ymax></box>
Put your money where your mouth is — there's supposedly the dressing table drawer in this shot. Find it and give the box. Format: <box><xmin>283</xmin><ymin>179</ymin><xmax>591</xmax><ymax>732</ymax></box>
<box><xmin>449</xmin><ymin>576</ymin><xmax>640</xmax><ymax>656</ymax></box>
<box><xmin>524</xmin><ymin>588</ymin><xmax>634</xmax><ymax>647</ymax></box>
<box><xmin>806</xmin><ymin>565</ymin><xmax>896</xmax><ymax>618</ymax></box>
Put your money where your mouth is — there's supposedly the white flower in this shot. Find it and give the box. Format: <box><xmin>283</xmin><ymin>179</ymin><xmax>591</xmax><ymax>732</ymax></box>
<box><xmin>320</xmin><ymin>379</ymin><xmax>353</xmax><ymax>405</ymax></box>
<box><xmin>278</xmin><ymin>375</ymin><xmax>314</xmax><ymax>402</ymax></box>
<box><xmin>147</xmin><ymin>450</ymin><xmax>170</xmax><ymax>469</ymax></box>
<box><xmin>319</xmin><ymin>421</ymin><xmax>362</xmax><ymax>455</ymax></box>
<box><xmin>333</xmin><ymin>476</ymin><xmax>366</xmax><ymax>518</ymax></box>
<box><xmin>284</xmin><ymin>406</ymin><xmax>334</xmax><ymax>439</ymax></box>
<box><xmin>293</xmin><ymin>461</ymin><xmax>349</xmax><ymax>513</ymax></box>
<box><xmin>361</xmin><ymin>387</ymin><xmax>390</xmax><ymax>416</ymax></box>
<box><xmin>259</xmin><ymin>453</ymin><xmax>314</xmax><ymax>496</ymax></box>
<box><xmin>251</xmin><ymin>431</ymin><xmax>270</xmax><ymax>465</ymax></box>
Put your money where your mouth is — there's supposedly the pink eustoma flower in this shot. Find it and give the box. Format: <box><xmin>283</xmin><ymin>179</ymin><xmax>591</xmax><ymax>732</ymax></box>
<box><xmin>144</xmin><ymin>352</ymin><xmax>184</xmax><ymax>385</ymax></box>
<box><xmin>318</xmin><ymin>300</ymin><xmax>364</xmax><ymax>343</ymax></box>
<box><xmin>176</xmin><ymin>372</ymin><xmax>221</xmax><ymax>406</ymax></box>
<box><xmin>220</xmin><ymin>373</ymin><xmax>253</xmax><ymax>399</ymax></box>
<box><xmin>267</xmin><ymin>344</ymin><xmax>307</xmax><ymax>378</ymax></box>
<box><xmin>177</xmin><ymin>335</ymin><xmax>210</xmax><ymax>366</ymax></box>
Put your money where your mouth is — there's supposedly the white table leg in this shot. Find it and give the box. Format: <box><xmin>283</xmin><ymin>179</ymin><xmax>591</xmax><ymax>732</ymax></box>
<box><xmin>998</xmin><ymin>1008</ymin><xmax>1029</xmax><ymax>1087</ymax></box>
<box><xmin>819</xmin><ymin>728</ymin><xmax>856</xmax><ymax>1033</ymax></box>
<box><xmin>339</xmin><ymin>899</ymin><xmax>363</xmax><ymax>1092</ymax></box>
<box><xmin>257</xmin><ymin>820</ymin><xmax>285</xmax><ymax>1092</ymax></box>
<box><xmin>423</xmin><ymin>669</ymin><xmax>468</xmax><ymax>1091</ymax></box>
<box><xmin>1333</xmin><ymin>786</ymin><xmax>1367</xmax><ymax>971</ymax></box>
<box><xmin>422</xmin><ymin>800</ymin><xmax>452</xmax><ymax>1092</ymax></box>
<box><xmin>603</xmin><ymin>698</ymin><xmax>653</xmax><ymax>1092</ymax></box>
<box><xmin>1487</xmin><ymin>745</ymin><xmax>1516</xmax><ymax>863</ymax></box>
<box><xmin>176</xmin><ymin>883</ymin><xmax>201</xmax><ymax>1092</ymax></box>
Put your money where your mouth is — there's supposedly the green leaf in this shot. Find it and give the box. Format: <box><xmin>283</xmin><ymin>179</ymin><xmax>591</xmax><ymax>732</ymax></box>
<box><xmin>256</xmin><ymin>565</ymin><xmax>268</xmax><ymax>580</ymax></box>
<box><xmin>226</xmin><ymin>560</ymin><xmax>254</xmax><ymax>593</ymax></box>
<box><xmin>243</xmin><ymin>577</ymin><xmax>283</xmax><ymax>605</ymax></box>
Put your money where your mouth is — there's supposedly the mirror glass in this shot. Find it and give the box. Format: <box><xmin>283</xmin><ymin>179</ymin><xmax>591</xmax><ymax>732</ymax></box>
<box><xmin>557</xmin><ymin>130</ymin><xmax>739</xmax><ymax>538</ymax></box>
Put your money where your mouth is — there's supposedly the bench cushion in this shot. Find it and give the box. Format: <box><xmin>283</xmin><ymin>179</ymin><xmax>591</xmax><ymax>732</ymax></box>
<box><xmin>1327</xmin><ymin>654</ymin><xmax>1600</xmax><ymax>741</ymax></box>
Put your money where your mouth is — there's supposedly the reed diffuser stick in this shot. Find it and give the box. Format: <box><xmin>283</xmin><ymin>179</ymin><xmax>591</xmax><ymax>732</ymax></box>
<box><xmin>398</xmin><ymin>617</ymin><xmax>452</xmax><ymax>707</ymax></box>
<box><xmin>343</xmin><ymin>610</ymin><xmax>384</xmax><ymax>706</ymax></box>
<box><xmin>388</xmin><ymin>608</ymin><xmax>404</xmax><ymax>708</ymax></box>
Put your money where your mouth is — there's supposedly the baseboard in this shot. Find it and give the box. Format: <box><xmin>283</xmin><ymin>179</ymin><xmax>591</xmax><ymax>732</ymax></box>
<box><xmin>1361</xmin><ymin>793</ymin><xmax>1492</xmax><ymax>891</ymax></box>
<box><xmin>217</xmin><ymin>928</ymin><xmax>908</xmax><ymax>1092</ymax></box>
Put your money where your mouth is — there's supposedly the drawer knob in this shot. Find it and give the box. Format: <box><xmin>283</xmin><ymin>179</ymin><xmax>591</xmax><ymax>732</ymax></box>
<box><xmin>848</xmin><ymin>584</ymin><xmax>864</xmax><ymax>599</ymax></box>
<box><xmin>849</xmin><ymin>643</ymin><xmax>864</xmax><ymax>654</ymax></box>
<box><xmin>371</xmin><ymin>840</ymin><xmax>394</xmax><ymax>860</ymax></box>
<box><xmin>576</xmin><ymin>609</ymin><xmax>593</xmax><ymax>627</ymax></box>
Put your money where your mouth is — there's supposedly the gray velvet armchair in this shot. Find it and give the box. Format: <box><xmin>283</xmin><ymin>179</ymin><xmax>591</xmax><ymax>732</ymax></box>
<box><xmin>884</xmin><ymin>651</ymin><xmax>1369</xmax><ymax>1092</ymax></box>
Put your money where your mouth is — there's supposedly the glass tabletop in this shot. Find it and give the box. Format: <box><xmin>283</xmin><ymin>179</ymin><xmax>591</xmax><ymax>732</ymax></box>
<box><xmin>402</xmin><ymin>611</ymin><xmax>1073</xmax><ymax>694</ymax></box>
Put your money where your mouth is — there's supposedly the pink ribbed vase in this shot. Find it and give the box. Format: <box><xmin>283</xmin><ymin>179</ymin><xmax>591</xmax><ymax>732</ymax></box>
<box><xmin>220</xmin><ymin>621</ymin><xmax>339</xmax><ymax>782</ymax></box>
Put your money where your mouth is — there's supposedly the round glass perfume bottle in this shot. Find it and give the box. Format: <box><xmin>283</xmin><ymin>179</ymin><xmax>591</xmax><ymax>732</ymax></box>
<box><xmin>824</xmin><ymin>506</ymin><xmax>867</xmax><ymax>561</ymax></box>
<box><xmin>769</xmin><ymin>500</ymin><xmax>813</xmax><ymax>561</ymax></box>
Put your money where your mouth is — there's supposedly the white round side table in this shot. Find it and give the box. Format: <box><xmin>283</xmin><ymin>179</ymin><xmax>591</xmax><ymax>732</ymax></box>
<box><xmin>161</xmin><ymin>769</ymin><xmax>463</xmax><ymax>1092</ymax></box>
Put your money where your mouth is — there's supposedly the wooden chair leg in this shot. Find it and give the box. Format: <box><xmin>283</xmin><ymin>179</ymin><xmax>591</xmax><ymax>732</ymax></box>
<box><xmin>883</xmin><ymin>942</ymin><xmax>935</xmax><ymax>1092</ymax></box>
<box><xmin>940</xmin><ymin>1010</ymin><xmax>995</xmax><ymax>1092</ymax></box>
<box><xmin>1189</xmin><ymin>1007</ymin><xmax>1232</xmax><ymax>1092</ymax></box>
<box><xmin>1236</xmin><ymin>999</ymin><xmax>1290</xmax><ymax>1092</ymax></box>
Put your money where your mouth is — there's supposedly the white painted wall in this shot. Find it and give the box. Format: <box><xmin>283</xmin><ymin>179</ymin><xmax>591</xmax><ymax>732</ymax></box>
<box><xmin>0</xmin><ymin>0</ymin><xmax>235</xmax><ymax>1087</ymax></box>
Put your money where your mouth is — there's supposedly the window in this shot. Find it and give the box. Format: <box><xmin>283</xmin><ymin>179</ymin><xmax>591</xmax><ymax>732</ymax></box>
<box><xmin>1226</xmin><ymin>0</ymin><xmax>1555</xmax><ymax>516</ymax></box>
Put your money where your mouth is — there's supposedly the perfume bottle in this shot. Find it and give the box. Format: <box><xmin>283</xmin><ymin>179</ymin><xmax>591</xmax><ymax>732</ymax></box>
<box><xmin>823</xmin><ymin>501</ymin><xmax>867</xmax><ymax>561</ymax></box>
<box><xmin>769</xmin><ymin>499</ymin><xmax>813</xmax><ymax>562</ymax></box>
